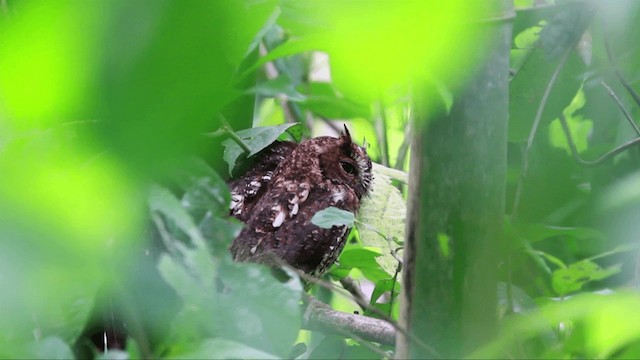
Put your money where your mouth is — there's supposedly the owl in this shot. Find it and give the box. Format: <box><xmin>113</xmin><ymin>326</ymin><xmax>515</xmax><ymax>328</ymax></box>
<box><xmin>229</xmin><ymin>126</ymin><xmax>372</xmax><ymax>276</ymax></box>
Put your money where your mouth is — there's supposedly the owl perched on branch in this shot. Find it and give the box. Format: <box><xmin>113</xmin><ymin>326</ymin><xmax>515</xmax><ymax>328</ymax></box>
<box><xmin>229</xmin><ymin>126</ymin><xmax>372</xmax><ymax>276</ymax></box>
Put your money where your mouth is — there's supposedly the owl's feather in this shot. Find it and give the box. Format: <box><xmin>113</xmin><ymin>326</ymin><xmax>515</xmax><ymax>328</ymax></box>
<box><xmin>229</xmin><ymin>127</ymin><xmax>372</xmax><ymax>276</ymax></box>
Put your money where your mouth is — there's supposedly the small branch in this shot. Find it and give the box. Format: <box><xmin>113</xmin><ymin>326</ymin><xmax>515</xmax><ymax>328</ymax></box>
<box><xmin>339</xmin><ymin>277</ymin><xmax>368</xmax><ymax>312</ymax></box>
<box><xmin>512</xmin><ymin>49</ymin><xmax>571</xmax><ymax>216</ymax></box>
<box><xmin>601</xmin><ymin>81</ymin><xmax>640</xmax><ymax>136</ymax></box>
<box><xmin>558</xmin><ymin>113</ymin><xmax>640</xmax><ymax>167</ymax></box>
<box><xmin>603</xmin><ymin>29</ymin><xmax>640</xmax><ymax>108</ymax></box>
<box><xmin>303</xmin><ymin>295</ymin><xmax>396</xmax><ymax>346</ymax></box>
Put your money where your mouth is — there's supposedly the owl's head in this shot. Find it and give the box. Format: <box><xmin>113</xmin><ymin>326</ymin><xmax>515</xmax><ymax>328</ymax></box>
<box><xmin>316</xmin><ymin>125</ymin><xmax>372</xmax><ymax>199</ymax></box>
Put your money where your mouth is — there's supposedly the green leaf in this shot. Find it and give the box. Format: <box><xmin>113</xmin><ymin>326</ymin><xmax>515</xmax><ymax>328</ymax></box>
<box><xmin>157</xmin><ymin>253</ymin><xmax>207</xmax><ymax>303</ymax></box>
<box><xmin>335</xmin><ymin>248</ymin><xmax>390</xmax><ymax>283</ymax></box>
<box><xmin>210</xmin><ymin>261</ymin><xmax>302</xmax><ymax>357</ymax></box>
<box><xmin>248</xmin><ymin>75</ymin><xmax>306</xmax><ymax>101</ymax></box>
<box><xmin>222</xmin><ymin>123</ymin><xmax>302</xmax><ymax>175</ymax></box>
<box><xmin>552</xmin><ymin>260</ymin><xmax>621</xmax><ymax>296</ymax></box>
<box><xmin>177</xmin><ymin>158</ymin><xmax>231</xmax><ymax>222</ymax></box>
<box><xmin>170</xmin><ymin>338</ymin><xmax>279</xmax><ymax>360</ymax></box>
<box><xmin>510</xmin><ymin>221</ymin><xmax>606</xmax><ymax>245</ymax></box>
<box><xmin>356</xmin><ymin>166</ymin><xmax>406</xmax><ymax>276</ymax></box>
<box><xmin>149</xmin><ymin>184</ymin><xmax>205</xmax><ymax>246</ymax></box>
<box><xmin>30</xmin><ymin>337</ymin><xmax>74</xmax><ymax>360</ymax></box>
<box><xmin>297</xmin><ymin>82</ymin><xmax>371</xmax><ymax>119</ymax></box>
<box><xmin>311</xmin><ymin>207</ymin><xmax>355</xmax><ymax>229</ymax></box>
<box><xmin>509</xmin><ymin>50</ymin><xmax>585</xmax><ymax>142</ymax></box>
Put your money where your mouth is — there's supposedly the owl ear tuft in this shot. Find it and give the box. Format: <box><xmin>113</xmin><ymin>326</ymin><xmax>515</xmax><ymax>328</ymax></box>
<box><xmin>341</xmin><ymin>124</ymin><xmax>352</xmax><ymax>144</ymax></box>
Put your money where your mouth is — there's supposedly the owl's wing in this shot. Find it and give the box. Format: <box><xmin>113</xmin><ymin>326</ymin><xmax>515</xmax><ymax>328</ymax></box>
<box><xmin>228</xmin><ymin>141</ymin><xmax>297</xmax><ymax>222</ymax></box>
<box><xmin>231</xmin><ymin>178</ymin><xmax>358</xmax><ymax>276</ymax></box>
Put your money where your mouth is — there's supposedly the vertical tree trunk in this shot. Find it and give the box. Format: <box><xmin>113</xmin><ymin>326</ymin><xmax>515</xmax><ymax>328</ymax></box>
<box><xmin>397</xmin><ymin>2</ymin><xmax>513</xmax><ymax>358</ymax></box>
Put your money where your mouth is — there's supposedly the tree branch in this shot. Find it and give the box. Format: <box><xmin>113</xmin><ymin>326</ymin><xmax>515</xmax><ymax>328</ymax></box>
<box><xmin>558</xmin><ymin>113</ymin><xmax>640</xmax><ymax>167</ymax></box>
<box><xmin>302</xmin><ymin>295</ymin><xmax>396</xmax><ymax>346</ymax></box>
<box><xmin>601</xmin><ymin>81</ymin><xmax>640</xmax><ymax>136</ymax></box>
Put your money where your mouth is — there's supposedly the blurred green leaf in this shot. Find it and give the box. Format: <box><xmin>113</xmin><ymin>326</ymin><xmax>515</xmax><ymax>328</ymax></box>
<box><xmin>177</xmin><ymin>158</ymin><xmax>231</xmax><ymax>222</ymax></box>
<box><xmin>552</xmin><ymin>260</ymin><xmax>621</xmax><ymax>296</ymax></box>
<box><xmin>509</xmin><ymin>50</ymin><xmax>585</xmax><ymax>142</ymax></box>
<box><xmin>297</xmin><ymin>83</ymin><xmax>371</xmax><ymax>119</ymax></box>
<box><xmin>149</xmin><ymin>184</ymin><xmax>204</xmax><ymax>245</ymax></box>
<box><xmin>170</xmin><ymin>338</ymin><xmax>278</xmax><ymax>360</ymax></box>
<box><xmin>473</xmin><ymin>291</ymin><xmax>640</xmax><ymax>359</ymax></box>
<box><xmin>211</xmin><ymin>261</ymin><xmax>302</xmax><ymax>357</ymax></box>
<box><xmin>222</xmin><ymin>123</ymin><xmax>301</xmax><ymax>175</ymax></box>
<box><xmin>510</xmin><ymin>221</ymin><xmax>607</xmax><ymax>245</ymax></box>
<box><xmin>249</xmin><ymin>75</ymin><xmax>306</xmax><ymax>101</ymax></box>
<box><xmin>30</xmin><ymin>337</ymin><xmax>74</xmax><ymax>360</ymax></box>
<box><xmin>311</xmin><ymin>207</ymin><xmax>355</xmax><ymax>229</ymax></box>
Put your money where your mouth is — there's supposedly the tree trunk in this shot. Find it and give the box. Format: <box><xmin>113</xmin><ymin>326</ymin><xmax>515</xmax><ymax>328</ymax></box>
<box><xmin>397</xmin><ymin>2</ymin><xmax>513</xmax><ymax>358</ymax></box>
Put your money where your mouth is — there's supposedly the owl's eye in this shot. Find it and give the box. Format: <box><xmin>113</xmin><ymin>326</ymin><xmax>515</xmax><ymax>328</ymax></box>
<box><xmin>340</xmin><ymin>161</ymin><xmax>357</xmax><ymax>175</ymax></box>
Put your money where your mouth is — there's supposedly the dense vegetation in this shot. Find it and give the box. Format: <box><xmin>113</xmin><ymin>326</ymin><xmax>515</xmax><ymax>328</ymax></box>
<box><xmin>1</xmin><ymin>0</ymin><xmax>640</xmax><ymax>359</ymax></box>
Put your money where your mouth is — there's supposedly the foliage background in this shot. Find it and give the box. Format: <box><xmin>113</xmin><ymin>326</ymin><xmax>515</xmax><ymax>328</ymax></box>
<box><xmin>1</xmin><ymin>0</ymin><xmax>640</xmax><ymax>358</ymax></box>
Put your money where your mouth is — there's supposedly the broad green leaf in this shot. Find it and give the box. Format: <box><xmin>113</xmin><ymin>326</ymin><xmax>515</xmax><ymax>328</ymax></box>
<box><xmin>297</xmin><ymin>83</ymin><xmax>371</xmax><ymax>119</ymax></box>
<box><xmin>473</xmin><ymin>291</ymin><xmax>640</xmax><ymax>359</ymax></box>
<box><xmin>549</xmin><ymin>88</ymin><xmax>593</xmax><ymax>155</ymax></box>
<box><xmin>30</xmin><ymin>337</ymin><xmax>74</xmax><ymax>360</ymax></box>
<box><xmin>248</xmin><ymin>75</ymin><xmax>306</xmax><ymax>101</ymax></box>
<box><xmin>149</xmin><ymin>184</ymin><xmax>205</xmax><ymax>246</ymax></box>
<box><xmin>509</xmin><ymin>221</ymin><xmax>606</xmax><ymax>245</ymax></box>
<box><xmin>311</xmin><ymin>207</ymin><xmax>355</xmax><ymax>229</ymax></box>
<box><xmin>210</xmin><ymin>261</ymin><xmax>302</xmax><ymax>357</ymax></box>
<box><xmin>552</xmin><ymin>260</ymin><xmax>621</xmax><ymax>296</ymax></box>
<box><xmin>170</xmin><ymin>338</ymin><xmax>278</xmax><ymax>360</ymax></box>
<box><xmin>157</xmin><ymin>253</ymin><xmax>206</xmax><ymax>303</ymax></box>
<box><xmin>222</xmin><ymin>123</ymin><xmax>302</xmax><ymax>175</ymax></box>
<box><xmin>335</xmin><ymin>248</ymin><xmax>390</xmax><ymax>283</ymax></box>
<box><xmin>356</xmin><ymin>166</ymin><xmax>406</xmax><ymax>276</ymax></box>
<box><xmin>176</xmin><ymin>158</ymin><xmax>231</xmax><ymax>222</ymax></box>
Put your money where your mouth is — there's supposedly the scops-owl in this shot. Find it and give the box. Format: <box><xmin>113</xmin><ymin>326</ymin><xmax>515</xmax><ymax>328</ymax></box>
<box><xmin>229</xmin><ymin>126</ymin><xmax>372</xmax><ymax>276</ymax></box>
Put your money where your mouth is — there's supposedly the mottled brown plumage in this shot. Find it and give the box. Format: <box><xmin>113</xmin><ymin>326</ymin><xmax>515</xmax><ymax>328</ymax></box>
<box><xmin>229</xmin><ymin>126</ymin><xmax>372</xmax><ymax>276</ymax></box>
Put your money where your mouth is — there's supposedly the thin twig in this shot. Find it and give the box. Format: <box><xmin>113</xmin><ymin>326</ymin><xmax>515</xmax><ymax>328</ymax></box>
<box><xmin>600</xmin><ymin>81</ymin><xmax>640</xmax><ymax>136</ymax></box>
<box><xmin>558</xmin><ymin>113</ymin><xmax>640</xmax><ymax>167</ymax></box>
<box><xmin>603</xmin><ymin>28</ymin><xmax>640</xmax><ymax>108</ymax></box>
<box><xmin>512</xmin><ymin>49</ymin><xmax>571</xmax><ymax>216</ymax></box>
<box><xmin>339</xmin><ymin>277</ymin><xmax>368</xmax><ymax>312</ymax></box>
